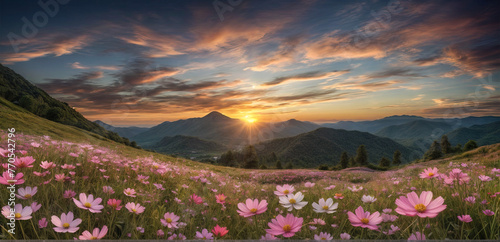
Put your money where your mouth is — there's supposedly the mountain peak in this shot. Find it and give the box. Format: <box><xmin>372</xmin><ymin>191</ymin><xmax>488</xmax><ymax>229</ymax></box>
<box><xmin>202</xmin><ymin>111</ymin><xmax>231</xmax><ymax>120</ymax></box>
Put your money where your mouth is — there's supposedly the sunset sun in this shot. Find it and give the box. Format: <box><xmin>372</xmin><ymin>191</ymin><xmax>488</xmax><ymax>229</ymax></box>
<box><xmin>244</xmin><ymin>115</ymin><xmax>257</xmax><ymax>123</ymax></box>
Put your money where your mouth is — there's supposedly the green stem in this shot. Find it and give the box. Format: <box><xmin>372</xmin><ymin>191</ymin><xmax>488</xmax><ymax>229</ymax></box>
<box><xmin>19</xmin><ymin>221</ymin><xmax>27</xmax><ymax>239</ymax></box>
<box><xmin>30</xmin><ymin>218</ymin><xmax>40</xmax><ymax>239</ymax></box>
<box><xmin>0</xmin><ymin>225</ymin><xmax>16</xmax><ymax>239</ymax></box>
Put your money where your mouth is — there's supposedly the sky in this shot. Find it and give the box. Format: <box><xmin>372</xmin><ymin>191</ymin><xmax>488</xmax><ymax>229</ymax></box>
<box><xmin>0</xmin><ymin>0</ymin><xmax>499</xmax><ymax>127</ymax></box>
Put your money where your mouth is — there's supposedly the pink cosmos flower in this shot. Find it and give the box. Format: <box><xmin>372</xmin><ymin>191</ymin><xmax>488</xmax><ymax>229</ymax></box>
<box><xmin>340</xmin><ymin>233</ymin><xmax>351</xmax><ymax>240</ymax></box>
<box><xmin>31</xmin><ymin>201</ymin><xmax>42</xmax><ymax>212</ymax></box>
<box><xmin>408</xmin><ymin>232</ymin><xmax>425</xmax><ymax>240</ymax></box>
<box><xmin>458</xmin><ymin>215</ymin><xmax>473</xmax><ymax>223</ymax></box>
<box><xmin>123</xmin><ymin>188</ymin><xmax>136</xmax><ymax>197</ymax></box>
<box><xmin>478</xmin><ymin>175</ymin><xmax>492</xmax><ymax>181</ymax></box>
<box><xmin>195</xmin><ymin>229</ymin><xmax>214</xmax><ymax>240</ymax></box>
<box><xmin>73</xmin><ymin>193</ymin><xmax>104</xmax><ymax>213</ymax></box>
<box><xmin>304</xmin><ymin>182</ymin><xmax>315</xmax><ymax>188</ymax></box>
<box><xmin>102</xmin><ymin>186</ymin><xmax>115</xmax><ymax>194</ymax></box>
<box><xmin>395</xmin><ymin>191</ymin><xmax>446</xmax><ymax>218</ymax></box>
<box><xmin>274</xmin><ymin>184</ymin><xmax>295</xmax><ymax>196</ymax></box>
<box><xmin>55</xmin><ymin>173</ymin><xmax>68</xmax><ymax>182</ymax></box>
<box><xmin>63</xmin><ymin>190</ymin><xmax>77</xmax><ymax>199</ymax></box>
<box><xmin>260</xmin><ymin>234</ymin><xmax>278</xmax><ymax>240</ymax></box>
<box><xmin>125</xmin><ymin>202</ymin><xmax>145</xmax><ymax>214</ymax></box>
<box><xmin>190</xmin><ymin>194</ymin><xmax>203</xmax><ymax>204</ymax></box>
<box><xmin>107</xmin><ymin>199</ymin><xmax>122</xmax><ymax>210</ymax></box>
<box><xmin>334</xmin><ymin>193</ymin><xmax>344</xmax><ymax>199</ymax></box>
<box><xmin>39</xmin><ymin>218</ymin><xmax>48</xmax><ymax>228</ymax></box>
<box><xmin>265</xmin><ymin>213</ymin><xmax>303</xmax><ymax>238</ymax></box>
<box><xmin>40</xmin><ymin>161</ymin><xmax>56</xmax><ymax>169</ymax></box>
<box><xmin>168</xmin><ymin>233</ymin><xmax>187</xmax><ymax>240</ymax></box>
<box><xmin>79</xmin><ymin>225</ymin><xmax>108</xmax><ymax>240</ymax></box>
<box><xmin>161</xmin><ymin>212</ymin><xmax>180</xmax><ymax>228</ymax></box>
<box><xmin>483</xmin><ymin>210</ymin><xmax>494</xmax><ymax>216</ymax></box>
<box><xmin>14</xmin><ymin>156</ymin><xmax>35</xmax><ymax>168</ymax></box>
<box><xmin>212</xmin><ymin>224</ymin><xmax>229</xmax><ymax>237</ymax></box>
<box><xmin>0</xmin><ymin>148</ymin><xmax>8</xmax><ymax>157</ymax></box>
<box><xmin>2</xmin><ymin>204</ymin><xmax>32</xmax><ymax>220</ymax></box>
<box><xmin>419</xmin><ymin>167</ymin><xmax>439</xmax><ymax>178</ymax></box>
<box><xmin>347</xmin><ymin>206</ymin><xmax>382</xmax><ymax>230</ymax></box>
<box><xmin>237</xmin><ymin>198</ymin><xmax>268</xmax><ymax>217</ymax></box>
<box><xmin>314</xmin><ymin>232</ymin><xmax>333</xmax><ymax>240</ymax></box>
<box><xmin>51</xmin><ymin>212</ymin><xmax>82</xmax><ymax>233</ymax></box>
<box><xmin>157</xmin><ymin>229</ymin><xmax>164</xmax><ymax>237</ymax></box>
<box><xmin>0</xmin><ymin>171</ymin><xmax>24</xmax><ymax>185</ymax></box>
<box><xmin>16</xmin><ymin>186</ymin><xmax>37</xmax><ymax>199</ymax></box>
<box><xmin>215</xmin><ymin>194</ymin><xmax>227</xmax><ymax>205</ymax></box>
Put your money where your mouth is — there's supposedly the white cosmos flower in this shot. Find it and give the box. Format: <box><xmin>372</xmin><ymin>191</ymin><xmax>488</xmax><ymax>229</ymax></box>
<box><xmin>279</xmin><ymin>192</ymin><xmax>308</xmax><ymax>211</ymax></box>
<box><xmin>361</xmin><ymin>195</ymin><xmax>377</xmax><ymax>203</ymax></box>
<box><xmin>312</xmin><ymin>198</ymin><xmax>338</xmax><ymax>214</ymax></box>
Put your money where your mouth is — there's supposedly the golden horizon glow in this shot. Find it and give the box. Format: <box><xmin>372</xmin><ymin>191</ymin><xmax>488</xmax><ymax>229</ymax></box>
<box><xmin>244</xmin><ymin>115</ymin><xmax>257</xmax><ymax>123</ymax></box>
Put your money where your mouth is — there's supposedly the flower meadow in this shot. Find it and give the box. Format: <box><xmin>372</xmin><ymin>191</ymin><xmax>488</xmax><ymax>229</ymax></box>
<box><xmin>0</xmin><ymin>132</ymin><xmax>499</xmax><ymax>240</ymax></box>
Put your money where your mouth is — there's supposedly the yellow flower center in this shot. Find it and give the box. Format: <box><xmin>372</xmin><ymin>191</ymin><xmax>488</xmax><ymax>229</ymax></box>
<box><xmin>323</xmin><ymin>205</ymin><xmax>329</xmax><ymax>210</ymax></box>
<box><xmin>84</xmin><ymin>202</ymin><xmax>92</xmax><ymax>208</ymax></box>
<box><xmin>90</xmin><ymin>236</ymin><xmax>97</xmax><ymax>240</ymax></box>
<box><xmin>283</xmin><ymin>190</ymin><xmax>289</xmax><ymax>194</ymax></box>
<box><xmin>283</xmin><ymin>224</ymin><xmax>291</xmax><ymax>232</ymax></box>
<box><xmin>63</xmin><ymin>223</ymin><xmax>70</xmax><ymax>228</ymax></box>
<box><xmin>15</xmin><ymin>213</ymin><xmax>21</xmax><ymax>218</ymax></box>
<box><xmin>250</xmin><ymin>208</ymin><xmax>258</xmax><ymax>213</ymax></box>
<box><xmin>132</xmin><ymin>209</ymin><xmax>137</xmax><ymax>212</ymax></box>
<box><xmin>289</xmin><ymin>198</ymin><xmax>296</xmax><ymax>204</ymax></box>
<box><xmin>321</xmin><ymin>238</ymin><xmax>326</xmax><ymax>240</ymax></box>
<box><xmin>166</xmin><ymin>218</ymin><xmax>172</xmax><ymax>223</ymax></box>
<box><xmin>428</xmin><ymin>172</ymin><xmax>434</xmax><ymax>176</ymax></box>
<box><xmin>414</xmin><ymin>204</ymin><xmax>426</xmax><ymax>213</ymax></box>
<box><xmin>24</xmin><ymin>194</ymin><xmax>32</xmax><ymax>198</ymax></box>
<box><xmin>361</xmin><ymin>218</ymin><xmax>369</xmax><ymax>224</ymax></box>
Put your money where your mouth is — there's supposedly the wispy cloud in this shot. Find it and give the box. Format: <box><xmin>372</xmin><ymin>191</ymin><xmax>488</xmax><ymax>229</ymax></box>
<box><xmin>262</xmin><ymin>69</ymin><xmax>350</xmax><ymax>87</ymax></box>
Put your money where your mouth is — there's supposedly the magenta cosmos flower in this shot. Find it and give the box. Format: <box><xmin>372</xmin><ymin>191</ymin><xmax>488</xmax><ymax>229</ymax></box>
<box><xmin>51</xmin><ymin>212</ymin><xmax>82</xmax><ymax>233</ymax></box>
<box><xmin>347</xmin><ymin>206</ymin><xmax>382</xmax><ymax>230</ymax></box>
<box><xmin>237</xmin><ymin>198</ymin><xmax>268</xmax><ymax>217</ymax></box>
<box><xmin>14</xmin><ymin>156</ymin><xmax>35</xmax><ymax>168</ymax></box>
<box><xmin>395</xmin><ymin>191</ymin><xmax>446</xmax><ymax>218</ymax></box>
<box><xmin>107</xmin><ymin>199</ymin><xmax>122</xmax><ymax>210</ymax></box>
<box><xmin>457</xmin><ymin>215</ymin><xmax>473</xmax><ymax>223</ymax></box>
<box><xmin>195</xmin><ymin>229</ymin><xmax>214</xmax><ymax>240</ymax></box>
<box><xmin>419</xmin><ymin>167</ymin><xmax>439</xmax><ymax>178</ymax></box>
<box><xmin>212</xmin><ymin>224</ymin><xmax>229</xmax><ymax>237</ymax></box>
<box><xmin>0</xmin><ymin>171</ymin><xmax>24</xmax><ymax>185</ymax></box>
<box><xmin>265</xmin><ymin>213</ymin><xmax>303</xmax><ymax>238</ymax></box>
<box><xmin>79</xmin><ymin>225</ymin><xmax>108</xmax><ymax>240</ymax></box>
<box><xmin>1</xmin><ymin>204</ymin><xmax>32</xmax><ymax>220</ymax></box>
<box><xmin>161</xmin><ymin>212</ymin><xmax>180</xmax><ymax>228</ymax></box>
<box><xmin>274</xmin><ymin>184</ymin><xmax>295</xmax><ymax>196</ymax></box>
<box><xmin>73</xmin><ymin>193</ymin><xmax>104</xmax><ymax>213</ymax></box>
<box><xmin>408</xmin><ymin>232</ymin><xmax>426</xmax><ymax>240</ymax></box>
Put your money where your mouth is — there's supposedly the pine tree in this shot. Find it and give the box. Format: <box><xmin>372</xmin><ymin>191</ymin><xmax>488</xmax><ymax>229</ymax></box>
<box><xmin>379</xmin><ymin>157</ymin><xmax>391</xmax><ymax>167</ymax></box>
<box><xmin>276</xmin><ymin>160</ymin><xmax>283</xmax><ymax>169</ymax></box>
<box><xmin>424</xmin><ymin>141</ymin><xmax>442</xmax><ymax>160</ymax></box>
<box><xmin>464</xmin><ymin>140</ymin><xmax>478</xmax><ymax>151</ymax></box>
<box><xmin>285</xmin><ymin>162</ymin><xmax>293</xmax><ymax>169</ymax></box>
<box><xmin>340</xmin><ymin>151</ymin><xmax>349</xmax><ymax>169</ymax></box>
<box><xmin>349</xmin><ymin>157</ymin><xmax>356</xmax><ymax>167</ymax></box>
<box><xmin>441</xmin><ymin>135</ymin><xmax>451</xmax><ymax>154</ymax></box>
<box><xmin>393</xmin><ymin>150</ymin><xmax>402</xmax><ymax>166</ymax></box>
<box><xmin>355</xmin><ymin>145</ymin><xmax>368</xmax><ymax>166</ymax></box>
<box><xmin>243</xmin><ymin>145</ymin><xmax>259</xmax><ymax>169</ymax></box>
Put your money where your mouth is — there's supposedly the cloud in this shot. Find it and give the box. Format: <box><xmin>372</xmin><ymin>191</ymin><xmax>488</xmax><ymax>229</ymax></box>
<box><xmin>113</xmin><ymin>58</ymin><xmax>180</xmax><ymax>85</ymax></box>
<box><xmin>0</xmin><ymin>34</ymin><xmax>90</xmax><ymax>63</ymax></box>
<box><xmin>37</xmin><ymin>71</ymin><xmax>104</xmax><ymax>95</ymax></box>
<box><xmin>324</xmin><ymin>79</ymin><xmax>407</xmax><ymax>92</ymax></box>
<box><xmin>411</xmin><ymin>94</ymin><xmax>425</xmax><ymax>101</ymax></box>
<box><xmin>367</xmin><ymin>67</ymin><xmax>427</xmax><ymax>79</ymax></box>
<box><xmin>119</xmin><ymin>25</ymin><xmax>186</xmax><ymax>58</ymax></box>
<box><xmin>263</xmin><ymin>69</ymin><xmax>350</xmax><ymax>86</ymax></box>
<box><xmin>247</xmin><ymin>35</ymin><xmax>302</xmax><ymax>71</ymax></box>
<box><xmin>71</xmin><ymin>62</ymin><xmax>89</xmax><ymax>69</ymax></box>
<box><xmin>423</xmin><ymin>95</ymin><xmax>500</xmax><ymax>117</ymax></box>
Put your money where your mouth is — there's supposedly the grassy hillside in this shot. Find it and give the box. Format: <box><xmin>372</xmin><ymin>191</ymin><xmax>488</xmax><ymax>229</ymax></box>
<box><xmin>256</xmin><ymin>127</ymin><xmax>414</xmax><ymax>167</ymax></box>
<box><xmin>0</xmin><ymin>64</ymin><xmax>133</xmax><ymax>146</ymax></box>
<box><xmin>152</xmin><ymin>135</ymin><xmax>228</xmax><ymax>159</ymax></box>
<box><xmin>1</xmin><ymin>98</ymin><xmax>499</xmax><ymax>240</ymax></box>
